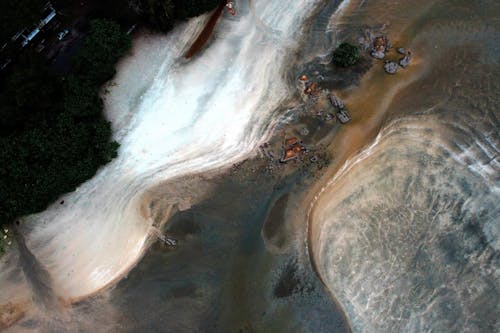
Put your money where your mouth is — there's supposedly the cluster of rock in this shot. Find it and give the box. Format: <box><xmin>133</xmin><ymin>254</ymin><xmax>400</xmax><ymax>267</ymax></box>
<box><xmin>370</xmin><ymin>36</ymin><xmax>391</xmax><ymax>59</ymax></box>
<box><xmin>366</xmin><ymin>34</ymin><xmax>413</xmax><ymax>74</ymax></box>
<box><xmin>329</xmin><ymin>94</ymin><xmax>351</xmax><ymax>124</ymax></box>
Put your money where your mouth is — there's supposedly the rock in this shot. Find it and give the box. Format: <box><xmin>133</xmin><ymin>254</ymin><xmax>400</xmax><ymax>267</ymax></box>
<box><xmin>384</xmin><ymin>61</ymin><xmax>398</xmax><ymax>74</ymax></box>
<box><xmin>397</xmin><ymin>47</ymin><xmax>406</xmax><ymax>55</ymax></box>
<box><xmin>329</xmin><ymin>94</ymin><xmax>345</xmax><ymax>109</ymax></box>
<box><xmin>337</xmin><ymin>109</ymin><xmax>351</xmax><ymax>124</ymax></box>
<box><xmin>370</xmin><ymin>50</ymin><xmax>385</xmax><ymax>59</ymax></box>
<box><xmin>324</xmin><ymin>113</ymin><xmax>335</xmax><ymax>121</ymax></box>
<box><xmin>399</xmin><ymin>54</ymin><xmax>411</xmax><ymax>68</ymax></box>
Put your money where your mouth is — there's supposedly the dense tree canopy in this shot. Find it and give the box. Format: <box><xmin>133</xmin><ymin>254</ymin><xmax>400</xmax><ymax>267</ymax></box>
<box><xmin>0</xmin><ymin>19</ymin><xmax>129</xmax><ymax>229</ymax></box>
<box><xmin>173</xmin><ymin>0</ymin><xmax>221</xmax><ymax>19</ymax></box>
<box><xmin>332</xmin><ymin>42</ymin><xmax>361</xmax><ymax>68</ymax></box>
<box><xmin>136</xmin><ymin>0</ymin><xmax>221</xmax><ymax>31</ymax></box>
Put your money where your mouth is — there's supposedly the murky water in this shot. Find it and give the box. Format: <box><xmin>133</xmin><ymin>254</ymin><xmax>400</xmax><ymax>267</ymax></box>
<box><xmin>310</xmin><ymin>0</ymin><xmax>499</xmax><ymax>331</ymax></box>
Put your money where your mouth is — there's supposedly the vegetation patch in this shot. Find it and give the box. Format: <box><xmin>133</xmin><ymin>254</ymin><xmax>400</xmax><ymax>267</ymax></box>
<box><xmin>0</xmin><ymin>19</ymin><xmax>130</xmax><ymax>230</ymax></box>
<box><xmin>332</xmin><ymin>42</ymin><xmax>361</xmax><ymax>68</ymax></box>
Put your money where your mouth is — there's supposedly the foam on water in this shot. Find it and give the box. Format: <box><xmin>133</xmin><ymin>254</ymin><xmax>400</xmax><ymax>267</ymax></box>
<box><xmin>0</xmin><ymin>0</ymin><xmax>324</xmax><ymax>304</ymax></box>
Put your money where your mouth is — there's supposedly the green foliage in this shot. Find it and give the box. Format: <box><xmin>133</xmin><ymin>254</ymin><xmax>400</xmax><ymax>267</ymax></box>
<box><xmin>141</xmin><ymin>0</ymin><xmax>176</xmax><ymax>31</ymax></box>
<box><xmin>0</xmin><ymin>19</ymin><xmax>129</xmax><ymax>228</ymax></box>
<box><xmin>173</xmin><ymin>0</ymin><xmax>221</xmax><ymax>19</ymax></box>
<box><xmin>73</xmin><ymin>19</ymin><xmax>131</xmax><ymax>84</ymax></box>
<box><xmin>332</xmin><ymin>42</ymin><xmax>361</xmax><ymax>68</ymax></box>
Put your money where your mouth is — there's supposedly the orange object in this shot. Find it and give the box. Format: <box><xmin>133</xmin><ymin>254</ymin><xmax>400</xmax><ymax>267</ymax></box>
<box><xmin>374</xmin><ymin>36</ymin><xmax>386</xmax><ymax>52</ymax></box>
<box><xmin>299</xmin><ymin>75</ymin><xmax>308</xmax><ymax>81</ymax></box>
<box><xmin>284</xmin><ymin>149</ymin><xmax>297</xmax><ymax>160</ymax></box>
<box><xmin>285</xmin><ymin>137</ymin><xmax>299</xmax><ymax>147</ymax></box>
<box><xmin>304</xmin><ymin>82</ymin><xmax>319</xmax><ymax>95</ymax></box>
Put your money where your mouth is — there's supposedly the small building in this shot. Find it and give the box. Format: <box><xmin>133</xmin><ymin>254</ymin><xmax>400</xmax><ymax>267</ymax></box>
<box><xmin>18</xmin><ymin>3</ymin><xmax>56</xmax><ymax>47</ymax></box>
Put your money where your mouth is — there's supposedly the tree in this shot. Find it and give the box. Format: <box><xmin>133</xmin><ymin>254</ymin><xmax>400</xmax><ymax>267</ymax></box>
<box><xmin>0</xmin><ymin>19</ymin><xmax>129</xmax><ymax>229</ymax></box>
<box><xmin>173</xmin><ymin>0</ymin><xmax>220</xmax><ymax>19</ymax></box>
<box><xmin>332</xmin><ymin>42</ymin><xmax>360</xmax><ymax>68</ymax></box>
<box><xmin>139</xmin><ymin>0</ymin><xmax>176</xmax><ymax>31</ymax></box>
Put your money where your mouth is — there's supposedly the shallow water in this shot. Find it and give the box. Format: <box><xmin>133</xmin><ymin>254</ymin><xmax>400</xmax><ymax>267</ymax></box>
<box><xmin>310</xmin><ymin>0</ymin><xmax>499</xmax><ymax>331</ymax></box>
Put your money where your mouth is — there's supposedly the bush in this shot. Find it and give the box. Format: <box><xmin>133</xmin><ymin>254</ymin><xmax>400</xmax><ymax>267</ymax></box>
<box><xmin>332</xmin><ymin>42</ymin><xmax>360</xmax><ymax>68</ymax></box>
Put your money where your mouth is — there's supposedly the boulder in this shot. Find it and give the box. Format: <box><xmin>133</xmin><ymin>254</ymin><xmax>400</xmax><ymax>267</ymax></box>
<box><xmin>384</xmin><ymin>61</ymin><xmax>398</xmax><ymax>74</ymax></box>
<box><xmin>399</xmin><ymin>55</ymin><xmax>411</xmax><ymax>68</ymax></box>
<box><xmin>371</xmin><ymin>50</ymin><xmax>385</xmax><ymax>59</ymax></box>
<box><xmin>329</xmin><ymin>95</ymin><xmax>345</xmax><ymax>109</ymax></box>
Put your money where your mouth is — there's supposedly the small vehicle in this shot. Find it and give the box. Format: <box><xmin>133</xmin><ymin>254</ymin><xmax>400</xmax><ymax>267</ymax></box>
<box><xmin>57</xmin><ymin>29</ymin><xmax>70</xmax><ymax>40</ymax></box>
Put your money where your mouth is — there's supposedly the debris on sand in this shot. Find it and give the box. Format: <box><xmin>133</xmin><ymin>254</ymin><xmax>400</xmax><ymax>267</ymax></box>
<box><xmin>397</xmin><ymin>47</ymin><xmax>406</xmax><ymax>55</ymax></box>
